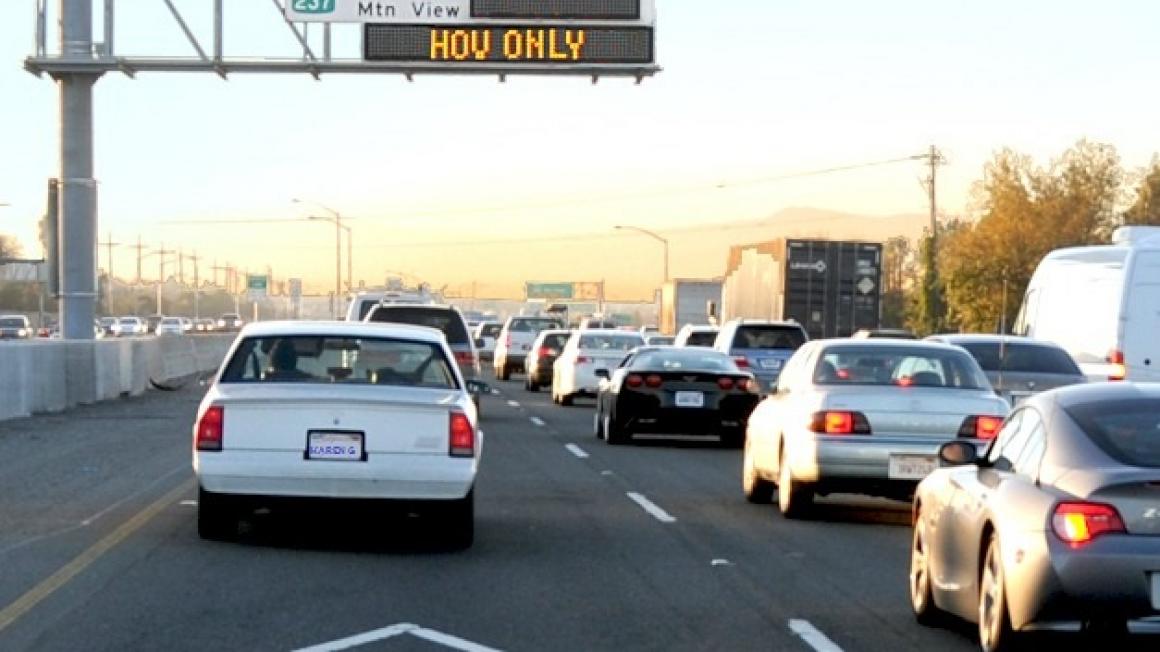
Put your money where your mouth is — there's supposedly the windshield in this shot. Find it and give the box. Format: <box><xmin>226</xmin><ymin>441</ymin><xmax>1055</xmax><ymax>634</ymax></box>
<box><xmin>578</xmin><ymin>334</ymin><xmax>644</xmax><ymax>351</ymax></box>
<box><xmin>509</xmin><ymin>318</ymin><xmax>564</xmax><ymax>333</ymax></box>
<box><xmin>732</xmin><ymin>325</ymin><xmax>807</xmax><ymax>350</ymax></box>
<box><xmin>221</xmin><ymin>335</ymin><xmax>458</xmax><ymax>388</ymax></box>
<box><xmin>815</xmin><ymin>345</ymin><xmax>988</xmax><ymax>390</ymax></box>
<box><xmin>0</xmin><ymin>318</ymin><xmax>26</xmax><ymax>328</ymax></box>
<box><xmin>631</xmin><ymin>349</ymin><xmax>738</xmax><ymax>372</ymax></box>
<box><xmin>1066</xmin><ymin>399</ymin><xmax>1160</xmax><ymax>468</ymax></box>
<box><xmin>684</xmin><ymin>330</ymin><xmax>718</xmax><ymax>346</ymax></box>
<box><xmin>366</xmin><ymin>306</ymin><xmax>469</xmax><ymax>344</ymax></box>
<box><xmin>958</xmin><ymin>342</ymin><xmax>1082</xmax><ymax>375</ymax></box>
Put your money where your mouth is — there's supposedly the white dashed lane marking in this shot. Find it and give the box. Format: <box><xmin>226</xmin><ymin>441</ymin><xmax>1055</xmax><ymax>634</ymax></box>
<box><xmin>530</xmin><ymin>417</ymin><xmax>546</xmax><ymax>427</ymax></box>
<box><xmin>506</xmin><ymin>400</ymin><xmax>520</xmax><ymax>408</ymax></box>
<box><xmin>564</xmin><ymin>444</ymin><xmax>589</xmax><ymax>459</ymax></box>
<box><xmin>788</xmin><ymin>619</ymin><xmax>844</xmax><ymax>652</ymax></box>
<box><xmin>626</xmin><ymin>492</ymin><xmax>677</xmax><ymax>523</ymax></box>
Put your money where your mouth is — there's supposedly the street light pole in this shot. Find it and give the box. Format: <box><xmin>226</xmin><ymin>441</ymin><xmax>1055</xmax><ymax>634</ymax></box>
<box><xmin>293</xmin><ymin>198</ymin><xmax>348</xmax><ymax>319</ymax></box>
<box><xmin>614</xmin><ymin>225</ymin><xmax>669</xmax><ymax>283</ymax></box>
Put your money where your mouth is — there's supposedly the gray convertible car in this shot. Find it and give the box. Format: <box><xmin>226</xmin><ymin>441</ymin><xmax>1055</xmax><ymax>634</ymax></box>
<box><xmin>910</xmin><ymin>382</ymin><xmax>1160</xmax><ymax>651</ymax></box>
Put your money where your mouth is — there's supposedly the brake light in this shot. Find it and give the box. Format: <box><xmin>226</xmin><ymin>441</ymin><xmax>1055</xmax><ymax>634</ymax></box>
<box><xmin>454</xmin><ymin>351</ymin><xmax>474</xmax><ymax>364</ymax></box>
<box><xmin>736</xmin><ymin>377</ymin><xmax>758</xmax><ymax>393</ymax></box>
<box><xmin>626</xmin><ymin>374</ymin><xmax>643</xmax><ymax>388</ymax></box>
<box><xmin>1107</xmin><ymin>349</ymin><xmax>1126</xmax><ymax>381</ymax></box>
<box><xmin>1052</xmin><ymin>502</ymin><xmax>1125</xmax><ymax>547</ymax></box>
<box><xmin>196</xmin><ymin>406</ymin><xmax>224</xmax><ymax>451</ymax></box>
<box><xmin>504</xmin><ymin>334</ymin><xmax>512</xmax><ymax>347</ymax></box>
<box><xmin>717</xmin><ymin>377</ymin><xmax>735</xmax><ymax>390</ymax></box>
<box><xmin>645</xmin><ymin>374</ymin><xmax>663</xmax><ymax>388</ymax></box>
<box><xmin>449</xmin><ymin>412</ymin><xmax>474</xmax><ymax>457</ymax></box>
<box><xmin>808</xmin><ymin>411</ymin><xmax>871</xmax><ymax>435</ymax></box>
<box><xmin>733</xmin><ymin>356</ymin><xmax>750</xmax><ymax>368</ymax></box>
<box><xmin>575</xmin><ymin>356</ymin><xmax>591</xmax><ymax>365</ymax></box>
<box><xmin>538</xmin><ymin>347</ymin><xmax>552</xmax><ymax>358</ymax></box>
<box><xmin>958</xmin><ymin>415</ymin><xmax>1003</xmax><ymax>440</ymax></box>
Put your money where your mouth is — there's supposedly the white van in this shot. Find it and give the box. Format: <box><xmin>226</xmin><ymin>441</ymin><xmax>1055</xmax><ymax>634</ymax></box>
<box><xmin>1013</xmin><ymin>225</ymin><xmax>1160</xmax><ymax>381</ymax></box>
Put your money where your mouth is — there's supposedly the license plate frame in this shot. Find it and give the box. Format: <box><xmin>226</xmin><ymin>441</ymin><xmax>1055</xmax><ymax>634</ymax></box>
<box><xmin>888</xmin><ymin>454</ymin><xmax>938</xmax><ymax>480</ymax></box>
<box><xmin>305</xmin><ymin>430</ymin><xmax>365</xmax><ymax>461</ymax></box>
<box><xmin>758</xmin><ymin>358</ymin><xmax>783</xmax><ymax>370</ymax></box>
<box><xmin>674</xmin><ymin>391</ymin><xmax>704</xmax><ymax>408</ymax></box>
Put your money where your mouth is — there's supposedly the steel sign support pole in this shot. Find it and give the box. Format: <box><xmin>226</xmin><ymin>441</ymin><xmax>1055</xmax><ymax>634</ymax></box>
<box><xmin>57</xmin><ymin>0</ymin><xmax>102</xmax><ymax>339</ymax></box>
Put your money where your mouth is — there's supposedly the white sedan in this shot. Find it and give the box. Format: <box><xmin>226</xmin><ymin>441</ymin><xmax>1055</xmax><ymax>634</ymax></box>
<box><xmin>551</xmin><ymin>330</ymin><xmax>644</xmax><ymax>406</ymax></box>
<box><xmin>743</xmin><ymin>339</ymin><xmax>1009</xmax><ymax>517</ymax></box>
<box><xmin>193</xmin><ymin>321</ymin><xmax>486</xmax><ymax>547</ymax></box>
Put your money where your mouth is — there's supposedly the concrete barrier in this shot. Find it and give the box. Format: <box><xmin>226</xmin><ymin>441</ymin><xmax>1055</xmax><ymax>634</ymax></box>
<box><xmin>0</xmin><ymin>334</ymin><xmax>236</xmax><ymax>422</ymax></box>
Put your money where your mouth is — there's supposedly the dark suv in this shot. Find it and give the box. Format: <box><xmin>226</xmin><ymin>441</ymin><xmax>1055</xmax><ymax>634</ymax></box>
<box><xmin>365</xmin><ymin>304</ymin><xmax>483</xmax><ymax>406</ymax></box>
<box><xmin>524</xmin><ymin>329</ymin><xmax>572</xmax><ymax>392</ymax></box>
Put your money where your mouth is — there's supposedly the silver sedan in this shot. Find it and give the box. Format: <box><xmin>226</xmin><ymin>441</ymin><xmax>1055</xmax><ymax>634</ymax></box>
<box><xmin>910</xmin><ymin>382</ymin><xmax>1160</xmax><ymax>651</ymax></box>
<box><xmin>743</xmin><ymin>339</ymin><xmax>1009</xmax><ymax>517</ymax></box>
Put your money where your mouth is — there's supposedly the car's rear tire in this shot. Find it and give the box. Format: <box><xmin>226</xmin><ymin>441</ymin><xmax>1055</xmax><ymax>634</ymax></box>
<box><xmin>978</xmin><ymin>533</ymin><xmax>1017</xmax><ymax>652</ymax></box>
<box><xmin>910</xmin><ymin>509</ymin><xmax>943</xmax><ymax>625</ymax></box>
<box><xmin>497</xmin><ymin>364</ymin><xmax>510</xmax><ymax>381</ymax></box>
<box><xmin>197</xmin><ymin>487</ymin><xmax>235</xmax><ymax>541</ymax></box>
<box><xmin>594</xmin><ymin>411</ymin><xmax>605</xmax><ymax>439</ymax></box>
<box><xmin>777</xmin><ymin>445</ymin><xmax>813</xmax><ymax>519</ymax></box>
<box><xmin>443</xmin><ymin>489</ymin><xmax>475</xmax><ymax>550</ymax></box>
<box><xmin>560</xmin><ymin>393</ymin><xmax>574</xmax><ymax>407</ymax></box>
<box><xmin>527</xmin><ymin>377</ymin><xmax>539</xmax><ymax>392</ymax></box>
<box><xmin>605</xmin><ymin>414</ymin><xmax>628</xmax><ymax>445</ymax></box>
<box><xmin>742</xmin><ymin>437</ymin><xmax>774</xmax><ymax>504</ymax></box>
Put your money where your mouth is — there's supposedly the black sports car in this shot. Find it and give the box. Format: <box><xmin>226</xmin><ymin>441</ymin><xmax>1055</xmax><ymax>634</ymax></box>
<box><xmin>593</xmin><ymin>347</ymin><xmax>760</xmax><ymax>447</ymax></box>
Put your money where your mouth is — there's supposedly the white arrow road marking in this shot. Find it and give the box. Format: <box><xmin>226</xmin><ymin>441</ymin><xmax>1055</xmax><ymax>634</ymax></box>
<box><xmin>626</xmin><ymin>492</ymin><xmax>676</xmax><ymax>523</ymax></box>
<box><xmin>530</xmin><ymin>417</ymin><xmax>546</xmax><ymax>427</ymax></box>
<box><xmin>293</xmin><ymin>623</ymin><xmax>505</xmax><ymax>652</ymax></box>
<box><xmin>788</xmin><ymin>619</ymin><xmax>843</xmax><ymax>652</ymax></box>
<box><xmin>564</xmin><ymin>443</ymin><xmax>589</xmax><ymax>459</ymax></box>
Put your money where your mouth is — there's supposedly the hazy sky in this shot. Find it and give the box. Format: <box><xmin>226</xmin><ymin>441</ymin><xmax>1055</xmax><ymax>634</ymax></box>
<box><xmin>1</xmin><ymin>1</ymin><xmax>1158</xmax><ymax>298</ymax></box>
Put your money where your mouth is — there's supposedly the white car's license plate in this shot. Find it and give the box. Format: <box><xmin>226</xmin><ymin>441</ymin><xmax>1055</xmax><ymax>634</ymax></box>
<box><xmin>306</xmin><ymin>431</ymin><xmax>364</xmax><ymax>461</ymax></box>
<box><xmin>1151</xmin><ymin>573</ymin><xmax>1160</xmax><ymax>610</ymax></box>
<box><xmin>675</xmin><ymin>391</ymin><xmax>704</xmax><ymax>408</ymax></box>
<box><xmin>888</xmin><ymin>454</ymin><xmax>938</xmax><ymax>480</ymax></box>
<box><xmin>758</xmin><ymin>358</ymin><xmax>783</xmax><ymax>370</ymax></box>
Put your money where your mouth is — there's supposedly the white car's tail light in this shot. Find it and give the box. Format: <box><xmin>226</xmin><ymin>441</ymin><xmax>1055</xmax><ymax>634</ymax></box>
<box><xmin>1052</xmin><ymin>502</ymin><xmax>1125</xmax><ymax>547</ymax></box>
<box><xmin>574</xmin><ymin>356</ymin><xmax>591</xmax><ymax>365</ymax></box>
<box><xmin>733</xmin><ymin>356</ymin><xmax>750</xmax><ymax>368</ymax></box>
<box><xmin>454</xmin><ymin>350</ymin><xmax>473</xmax><ymax>365</ymax></box>
<box><xmin>196</xmin><ymin>406</ymin><xmax>224</xmax><ymax>451</ymax></box>
<box><xmin>1107</xmin><ymin>349</ymin><xmax>1126</xmax><ymax>381</ymax></box>
<box><xmin>449</xmin><ymin>411</ymin><xmax>474</xmax><ymax>457</ymax></box>
<box><xmin>808</xmin><ymin>410</ymin><xmax>871</xmax><ymax>435</ymax></box>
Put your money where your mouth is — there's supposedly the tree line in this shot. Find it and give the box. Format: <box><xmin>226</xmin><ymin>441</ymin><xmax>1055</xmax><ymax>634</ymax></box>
<box><xmin>882</xmin><ymin>139</ymin><xmax>1160</xmax><ymax>335</ymax></box>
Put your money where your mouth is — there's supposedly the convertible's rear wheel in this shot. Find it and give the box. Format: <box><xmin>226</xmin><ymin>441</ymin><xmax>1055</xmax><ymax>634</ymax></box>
<box><xmin>443</xmin><ymin>489</ymin><xmax>475</xmax><ymax>550</ymax></box>
<box><xmin>605</xmin><ymin>414</ymin><xmax>628</xmax><ymax>445</ymax></box>
<box><xmin>497</xmin><ymin>363</ymin><xmax>510</xmax><ymax>381</ymax></box>
<box><xmin>197</xmin><ymin>487</ymin><xmax>236</xmax><ymax>541</ymax></box>
<box><xmin>978</xmin><ymin>533</ymin><xmax>1017</xmax><ymax>652</ymax></box>
<box><xmin>910</xmin><ymin>510</ymin><xmax>941</xmax><ymax>625</ymax></box>
<box><xmin>742</xmin><ymin>437</ymin><xmax>774</xmax><ymax>504</ymax></box>
<box><xmin>594</xmin><ymin>412</ymin><xmax>605</xmax><ymax>439</ymax></box>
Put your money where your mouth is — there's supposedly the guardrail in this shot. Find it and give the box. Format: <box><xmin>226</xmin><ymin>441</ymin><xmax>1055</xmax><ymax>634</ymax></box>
<box><xmin>0</xmin><ymin>334</ymin><xmax>236</xmax><ymax>422</ymax></box>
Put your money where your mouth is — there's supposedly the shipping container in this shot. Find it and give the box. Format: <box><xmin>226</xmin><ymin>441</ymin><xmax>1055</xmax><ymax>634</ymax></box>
<box><xmin>720</xmin><ymin>239</ymin><xmax>883</xmax><ymax>339</ymax></box>
<box><xmin>660</xmin><ymin>279</ymin><xmax>723</xmax><ymax>335</ymax></box>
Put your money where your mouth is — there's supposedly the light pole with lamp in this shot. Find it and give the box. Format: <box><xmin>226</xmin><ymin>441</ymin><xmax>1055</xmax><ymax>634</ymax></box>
<box><xmin>613</xmin><ymin>225</ymin><xmax>669</xmax><ymax>283</ymax></box>
<box><xmin>292</xmin><ymin>198</ymin><xmax>350</xmax><ymax>319</ymax></box>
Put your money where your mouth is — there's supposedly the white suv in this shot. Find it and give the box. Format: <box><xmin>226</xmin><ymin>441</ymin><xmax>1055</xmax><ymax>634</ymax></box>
<box><xmin>493</xmin><ymin>316</ymin><xmax>566</xmax><ymax>380</ymax></box>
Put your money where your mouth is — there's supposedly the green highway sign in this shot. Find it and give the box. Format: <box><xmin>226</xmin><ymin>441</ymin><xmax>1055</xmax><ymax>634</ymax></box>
<box><xmin>526</xmin><ymin>282</ymin><xmax>573</xmax><ymax>300</ymax></box>
<box><xmin>247</xmin><ymin>274</ymin><xmax>268</xmax><ymax>296</ymax></box>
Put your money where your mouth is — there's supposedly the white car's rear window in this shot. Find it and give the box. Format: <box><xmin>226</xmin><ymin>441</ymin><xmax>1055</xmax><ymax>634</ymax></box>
<box><xmin>221</xmin><ymin>336</ymin><xmax>458</xmax><ymax>388</ymax></box>
<box><xmin>815</xmin><ymin>346</ymin><xmax>987</xmax><ymax>390</ymax></box>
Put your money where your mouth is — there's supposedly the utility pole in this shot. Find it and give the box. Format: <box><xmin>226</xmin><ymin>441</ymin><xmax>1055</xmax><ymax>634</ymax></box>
<box><xmin>186</xmin><ymin>251</ymin><xmax>201</xmax><ymax>319</ymax></box>
<box><xmin>132</xmin><ymin>235</ymin><xmax>147</xmax><ymax>284</ymax></box>
<box><xmin>177</xmin><ymin>248</ymin><xmax>185</xmax><ymax>285</ymax></box>
<box><xmin>212</xmin><ymin>262</ymin><xmax>230</xmax><ymax>292</ymax></box>
<box><xmin>921</xmin><ymin>145</ymin><xmax>946</xmax><ymax>334</ymax></box>
<box><xmin>98</xmin><ymin>231</ymin><xmax>119</xmax><ymax>315</ymax></box>
<box><xmin>153</xmin><ymin>243</ymin><xmax>174</xmax><ymax>314</ymax></box>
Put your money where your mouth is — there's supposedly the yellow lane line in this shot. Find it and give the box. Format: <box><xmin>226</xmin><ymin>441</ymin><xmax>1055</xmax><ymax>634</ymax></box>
<box><xmin>0</xmin><ymin>478</ymin><xmax>195</xmax><ymax>633</ymax></box>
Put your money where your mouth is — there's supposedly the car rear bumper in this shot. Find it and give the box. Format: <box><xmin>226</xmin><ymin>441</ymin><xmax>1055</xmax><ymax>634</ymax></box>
<box><xmin>623</xmin><ymin>407</ymin><xmax>750</xmax><ymax>435</ymax></box>
<box><xmin>1003</xmin><ymin>533</ymin><xmax>1160</xmax><ymax>628</ymax></box>
<box><xmin>195</xmin><ymin>450</ymin><xmax>476</xmax><ymax>501</ymax></box>
<box><xmin>788</xmin><ymin>433</ymin><xmax>981</xmax><ymax>484</ymax></box>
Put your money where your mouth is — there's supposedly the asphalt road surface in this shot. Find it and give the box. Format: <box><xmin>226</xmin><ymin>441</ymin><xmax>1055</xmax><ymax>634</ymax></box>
<box><xmin>1</xmin><ymin>376</ymin><xmax>1157</xmax><ymax>651</ymax></box>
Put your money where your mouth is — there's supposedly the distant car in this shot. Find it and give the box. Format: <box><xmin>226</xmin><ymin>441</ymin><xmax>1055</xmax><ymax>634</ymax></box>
<box><xmin>345</xmin><ymin>290</ymin><xmax>435</xmax><ymax>322</ymax></box>
<box><xmin>673</xmin><ymin>324</ymin><xmax>719</xmax><ymax>348</ymax></box>
<box><xmin>578</xmin><ymin>317</ymin><xmax>619</xmax><ymax>330</ymax></box>
<box><xmin>364</xmin><ymin>303</ymin><xmax>483</xmax><ymax>410</ymax></box>
<box><xmin>194</xmin><ymin>318</ymin><xmax>217</xmax><ymax>333</ymax></box>
<box><xmin>473</xmin><ymin>321</ymin><xmax>502</xmax><ymax>362</ymax></box>
<box><xmin>594</xmin><ymin>347</ymin><xmax>759</xmax><ymax>447</ymax></box>
<box><xmin>98</xmin><ymin>316</ymin><xmax>117</xmax><ymax>336</ymax></box>
<box><xmin>851</xmin><ymin>328</ymin><xmax>917</xmax><ymax>339</ymax></box>
<box><xmin>217</xmin><ymin>313</ymin><xmax>244</xmax><ymax>331</ymax></box>
<box><xmin>551</xmin><ymin>330</ymin><xmax>645</xmax><ymax>406</ymax></box>
<box><xmin>743</xmin><ymin>339</ymin><xmax>1009</xmax><ymax>517</ymax></box>
<box><xmin>926</xmin><ymin>334</ymin><xmax>1086</xmax><ymax>405</ymax></box>
<box><xmin>493</xmin><ymin>316</ymin><xmax>566</xmax><ymax>380</ymax></box>
<box><xmin>156</xmin><ymin>316</ymin><xmax>186</xmax><ymax>336</ymax></box>
<box><xmin>645</xmin><ymin>335</ymin><xmax>675</xmax><ymax>346</ymax></box>
<box><xmin>640</xmin><ymin>325</ymin><xmax>660</xmax><ymax>337</ymax></box>
<box><xmin>112</xmin><ymin>316</ymin><xmax>147</xmax><ymax>337</ymax></box>
<box><xmin>523</xmin><ymin>329</ymin><xmax>572</xmax><ymax>392</ymax></box>
<box><xmin>713</xmin><ymin>319</ymin><xmax>809</xmax><ymax>395</ymax></box>
<box><xmin>0</xmin><ymin>315</ymin><xmax>33</xmax><ymax>339</ymax></box>
<box><xmin>145</xmin><ymin>314</ymin><xmax>165</xmax><ymax>334</ymax></box>
<box><xmin>910</xmin><ymin>382</ymin><xmax>1160</xmax><ymax>650</ymax></box>
<box><xmin>193</xmin><ymin>321</ymin><xmax>486</xmax><ymax>547</ymax></box>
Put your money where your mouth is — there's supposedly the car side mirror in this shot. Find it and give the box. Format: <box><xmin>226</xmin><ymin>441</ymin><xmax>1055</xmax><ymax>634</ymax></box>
<box><xmin>594</xmin><ymin>369</ymin><xmax>610</xmax><ymax>380</ymax></box>
<box><xmin>466</xmin><ymin>380</ymin><xmax>490</xmax><ymax>396</ymax></box>
<box><xmin>938</xmin><ymin>440</ymin><xmax>980</xmax><ymax>467</ymax></box>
